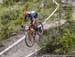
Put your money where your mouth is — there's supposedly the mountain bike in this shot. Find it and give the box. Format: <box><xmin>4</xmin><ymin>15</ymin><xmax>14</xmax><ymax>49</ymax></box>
<box><xmin>24</xmin><ymin>21</ymin><xmax>44</xmax><ymax>47</ymax></box>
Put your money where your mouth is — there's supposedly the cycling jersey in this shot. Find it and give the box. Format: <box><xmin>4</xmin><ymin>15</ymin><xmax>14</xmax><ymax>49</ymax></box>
<box><xmin>27</xmin><ymin>11</ymin><xmax>38</xmax><ymax>20</ymax></box>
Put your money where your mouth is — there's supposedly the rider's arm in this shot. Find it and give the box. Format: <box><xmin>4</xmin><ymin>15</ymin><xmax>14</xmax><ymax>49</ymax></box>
<box><xmin>24</xmin><ymin>16</ymin><xmax>27</xmax><ymax>21</ymax></box>
<box><xmin>21</xmin><ymin>16</ymin><xmax>27</xmax><ymax>28</ymax></box>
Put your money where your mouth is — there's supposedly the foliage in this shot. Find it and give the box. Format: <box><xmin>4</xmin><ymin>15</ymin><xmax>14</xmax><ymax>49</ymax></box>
<box><xmin>2</xmin><ymin>0</ymin><xmax>29</xmax><ymax>6</ymax></box>
<box><xmin>0</xmin><ymin>15</ymin><xmax>11</xmax><ymax>40</ymax></box>
<box><xmin>64</xmin><ymin>6</ymin><xmax>73</xmax><ymax>22</ymax></box>
<box><xmin>0</xmin><ymin>0</ymin><xmax>75</xmax><ymax>55</ymax></box>
<box><xmin>39</xmin><ymin>2</ymin><xmax>75</xmax><ymax>55</ymax></box>
<box><xmin>39</xmin><ymin>21</ymin><xmax>75</xmax><ymax>55</ymax></box>
<box><xmin>0</xmin><ymin>4</ymin><xmax>22</xmax><ymax>40</ymax></box>
<box><xmin>2</xmin><ymin>0</ymin><xmax>16</xmax><ymax>6</ymax></box>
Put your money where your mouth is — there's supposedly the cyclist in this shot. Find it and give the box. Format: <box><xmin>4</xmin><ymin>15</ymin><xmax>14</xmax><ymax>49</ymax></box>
<box><xmin>22</xmin><ymin>11</ymin><xmax>38</xmax><ymax>40</ymax></box>
<box><xmin>23</xmin><ymin>11</ymin><xmax>38</xmax><ymax>29</ymax></box>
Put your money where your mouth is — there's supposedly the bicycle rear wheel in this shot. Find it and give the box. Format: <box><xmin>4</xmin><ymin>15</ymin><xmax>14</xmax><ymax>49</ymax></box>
<box><xmin>37</xmin><ymin>22</ymin><xmax>44</xmax><ymax>35</ymax></box>
<box><xmin>25</xmin><ymin>32</ymin><xmax>35</xmax><ymax>47</ymax></box>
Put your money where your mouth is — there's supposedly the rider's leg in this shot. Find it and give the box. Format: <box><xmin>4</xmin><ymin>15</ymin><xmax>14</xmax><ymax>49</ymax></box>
<box><xmin>28</xmin><ymin>26</ymin><xmax>33</xmax><ymax>41</ymax></box>
<box><xmin>32</xmin><ymin>18</ymin><xmax>36</xmax><ymax>25</ymax></box>
<box><xmin>21</xmin><ymin>16</ymin><xmax>26</xmax><ymax>28</ymax></box>
<box><xmin>28</xmin><ymin>19</ymin><xmax>36</xmax><ymax>41</ymax></box>
<box><xmin>31</xmin><ymin>19</ymin><xmax>38</xmax><ymax>31</ymax></box>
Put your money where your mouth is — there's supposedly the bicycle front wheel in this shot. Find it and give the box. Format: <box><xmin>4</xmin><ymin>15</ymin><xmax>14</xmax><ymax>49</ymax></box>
<box><xmin>25</xmin><ymin>32</ymin><xmax>35</xmax><ymax>47</ymax></box>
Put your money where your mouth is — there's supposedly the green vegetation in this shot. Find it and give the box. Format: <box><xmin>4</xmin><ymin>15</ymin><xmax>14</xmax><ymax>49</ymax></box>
<box><xmin>40</xmin><ymin>21</ymin><xmax>75</xmax><ymax>55</ymax></box>
<box><xmin>1</xmin><ymin>0</ymin><xmax>75</xmax><ymax>55</ymax></box>
<box><xmin>39</xmin><ymin>1</ymin><xmax>75</xmax><ymax>55</ymax></box>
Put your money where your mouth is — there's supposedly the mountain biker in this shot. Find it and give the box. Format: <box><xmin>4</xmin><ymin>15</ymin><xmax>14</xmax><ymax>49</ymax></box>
<box><xmin>22</xmin><ymin>11</ymin><xmax>38</xmax><ymax>40</ymax></box>
<box><xmin>23</xmin><ymin>11</ymin><xmax>38</xmax><ymax>29</ymax></box>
